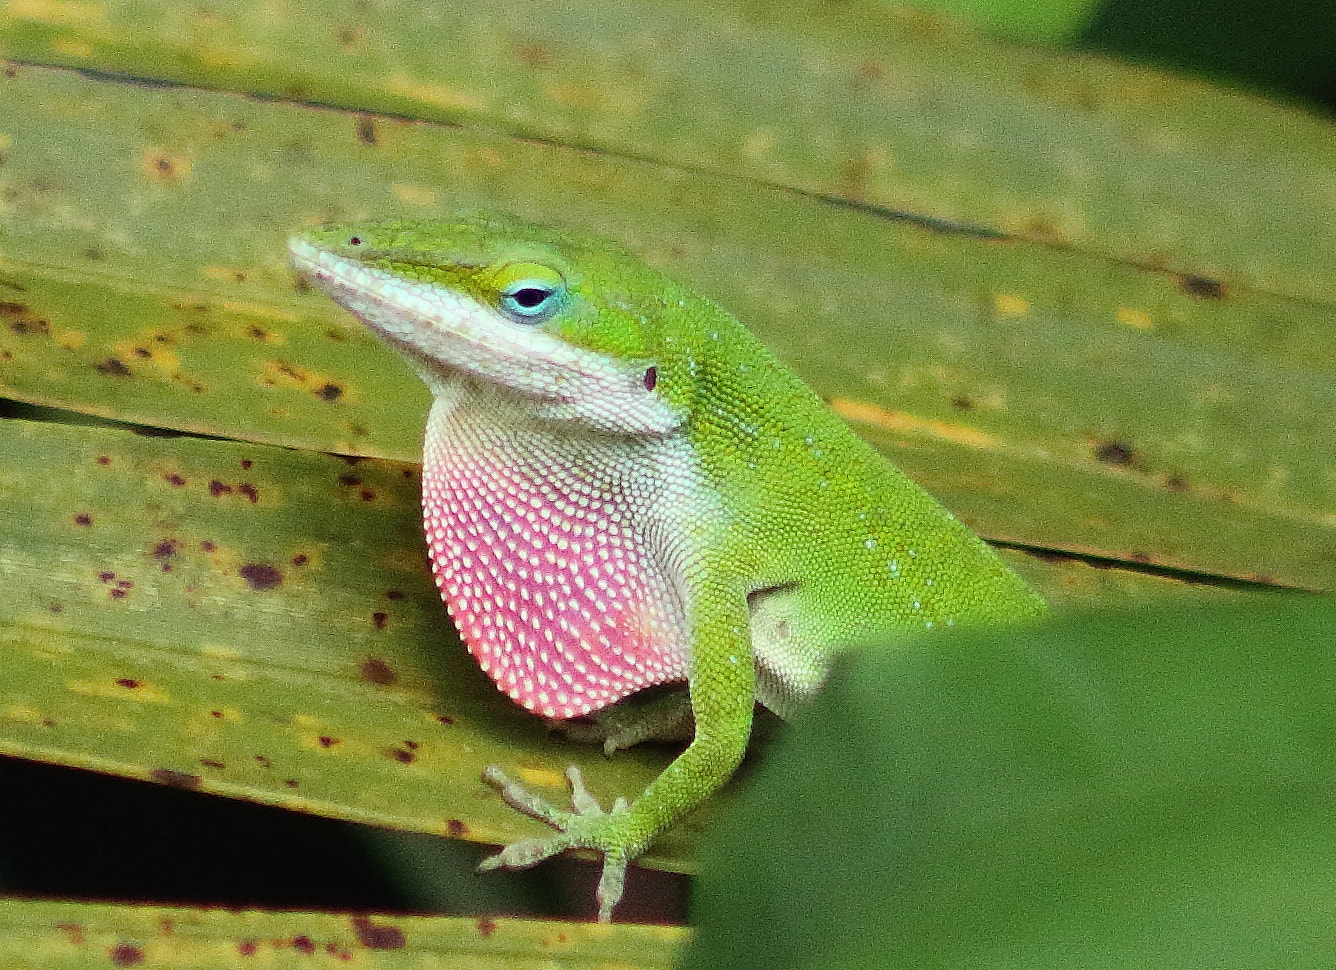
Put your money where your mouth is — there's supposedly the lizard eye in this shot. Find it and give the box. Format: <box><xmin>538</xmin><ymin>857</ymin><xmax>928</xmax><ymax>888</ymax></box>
<box><xmin>493</xmin><ymin>262</ymin><xmax>567</xmax><ymax>324</ymax></box>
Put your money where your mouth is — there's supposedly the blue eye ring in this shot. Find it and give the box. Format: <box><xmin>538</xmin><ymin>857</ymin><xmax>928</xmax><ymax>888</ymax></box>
<box><xmin>499</xmin><ymin>278</ymin><xmax>564</xmax><ymax>323</ymax></box>
<box><xmin>491</xmin><ymin>261</ymin><xmax>568</xmax><ymax>324</ymax></box>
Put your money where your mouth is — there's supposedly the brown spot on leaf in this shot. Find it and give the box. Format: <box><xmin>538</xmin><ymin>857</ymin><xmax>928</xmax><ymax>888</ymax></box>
<box><xmin>446</xmin><ymin>818</ymin><xmax>468</xmax><ymax>837</ymax></box>
<box><xmin>109</xmin><ymin>588</ymin><xmax>127</xmax><ymax>599</ymax></box>
<box><xmin>1094</xmin><ymin>441</ymin><xmax>1136</xmax><ymax>466</ymax></box>
<box><xmin>255</xmin><ymin>754</ymin><xmax>272</xmax><ymax>768</ymax></box>
<box><xmin>237</xmin><ymin>940</ymin><xmax>256</xmax><ymax>956</ymax></box>
<box><xmin>163</xmin><ymin>473</ymin><xmax>186</xmax><ymax>486</ymax></box>
<box><xmin>2</xmin><ymin>302</ymin><xmax>50</xmax><ymax>335</ymax></box>
<box><xmin>338</xmin><ymin>474</ymin><xmax>361</xmax><ymax>487</ymax></box>
<box><xmin>372</xmin><ymin>611</ymin><xmax>388</xmax><ymax>629</ymax></box>
<box><xmin>385</xmin><ymin>589</ymin><xmax>404</xmax><ymax>600</ymax></box>
<box><xmin>200</xmin><ymin>540</ymin><xmax>217</xmax><ymax>552</ymax></box>
<box><xmin>143</xmin><ymin>150</ymin><xmax>190</xmax><ymax>182</ymax></box>
<box><xmin>56</xmin><ymin>922</ymin><xmax>85</xmax><ymax>945</ymax></box>
<box><xmin>96</xmin><ymin>455</ymin><xmax>112</xmax><ymax>465</ymax></box>
<box><xmin>1164</xmin><ymin>474</ymin><xmax>1190</xmax><ymax>492</ymax></box>
<box><xmin>949</xmin><ymin>395</ymin><xmax>974</xmax><ymax>411</ymax></box>
<box><xmin>239</xmin><ymin>563</ymin><xmax>282</xmax><ymax>590</ymax></box>
<box><xmin>284</xmin><ymin>778</ymin><xmax>299</xmax><ymax>788</ymax></box>
<box><xmin>95</xmin><ymin>357</ymin><xmax>132</xmax><ymax>377</ymax></box>
<box><xmin>360</xmin><ymin>658</ymin><xmax>397</xmax><ymax>685</ymax></box>
<box><xmin>291</xmin><ymin>553</ymin><xmax>309</xmax><ymax>566</ymax></box>
<box><xmin>153</xmin><ymin>539</ymin><xmax>179</xmax><ymax>559</ymax></box>
<box><xmin>117</xmin><ymin>678</ymin><xmax>141</xmax><ymax>689</ymax></box>
<box><xmin>477</xmin><ymin>918</ymin><xmax>497</xmax><ymax>938</ymax></box>
<box><xmin>237</xmin><ymin>483</ymin><xmax>259</xmax><ymax>503</ymax></box>
<box><xmin>200</xmin><ymin>759</ymin><xmax>225</xmax><ymax>769</ymax></box>
<box><xmin>240</xmin><ymin>458</ymin><xmax>253</xmax><ymax>470</ymax></box>
<box><xmin>513</xmin><ymin>39</ymin><xmax>552</xmax><ymax>68</ymax></box>
<box><xmin>360</xmin><ymin>489</ymin><xmax>376</xmax><ymax>501</ymax></box>
<box><xmin>74</xmin><ymin>513</ymin><xmax>92</xmax><ymax>526</ymax></box>
<box><xmin>150</xmin><ymin>768</ymin><xmax>202</xmax><ymax>790</ymax></box>
<box><xmin>335</xmin><ymin>22</ymin><xmax>365</xmax><ymax>49</ymax></box>
<box><xmin>355</xmin><ymin>115</ymin><xmax>379</xmax><ymax>146</ymax></box>
<box><xmin>318</xmin><ymin>735</ymin><xmax>339</xmax><ymax>748</ymax></box>
<box><xmin>292</xmin><ymin>936</ymin><xmax>315</xmax><ymax>955</ymax></box>
<box><xmin>209</xmin><ymin>480</ymin><xmax>233</xmax><ymax>497</ymax></box>
<box><xmin>1179</xmin><ymin>274</ymin><xmax>1226</xmax><ymax>299</ymax></box>
<box><xmin>436</xmin><ymin>714</ymin><xmax>454</xmax><ymax>725</ymax></box>
<box><xmin>109</xmin><ymin>943</ymin><xmax>144</xmax><ymax>966</ymax></box>
<box><xmin>98</xmin><ymin>571</ymin><xmax>115</xmax><ymax>582</ymax></box>
<box><xmin>351</xmin><ymin>914</ymin><xmax>406</xmax><ymax>950</ymax></box>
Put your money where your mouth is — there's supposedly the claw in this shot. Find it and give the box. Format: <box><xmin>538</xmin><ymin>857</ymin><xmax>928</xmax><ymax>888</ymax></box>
<box><xmin>565</xmin><ymin>766</ymin><xmax>604</xmax><ymax>815</ymax></box>
<box><xmin>478</xmin><ymin>764</ymin><xmax>634</xmax><ymax>922</ymax></box>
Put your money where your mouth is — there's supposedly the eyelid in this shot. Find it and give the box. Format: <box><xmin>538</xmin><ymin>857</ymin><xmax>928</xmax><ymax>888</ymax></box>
<box><xmin>489</xmin><ymin>261</ymin><xmax>566</xmax><ymax>293</ymax></box>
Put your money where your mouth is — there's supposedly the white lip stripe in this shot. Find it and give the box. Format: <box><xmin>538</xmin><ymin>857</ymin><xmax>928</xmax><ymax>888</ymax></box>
<box><xmin>290</xmin><ymin>239</ymin><xmax>684</xmax><ymax>437</ymax></box>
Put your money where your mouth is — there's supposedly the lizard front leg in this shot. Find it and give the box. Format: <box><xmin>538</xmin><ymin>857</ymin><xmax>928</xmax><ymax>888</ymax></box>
<box><xmin>479</xmin><ymin>588</ymin><xmax>756</xmax><ymax>921</ymax></box>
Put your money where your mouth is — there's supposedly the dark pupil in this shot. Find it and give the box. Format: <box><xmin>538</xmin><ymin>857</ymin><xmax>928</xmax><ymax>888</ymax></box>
<box><xmin>512</xmin><ymin>287</ymin><xmax>550</xmax><ymax>309</ymax></box>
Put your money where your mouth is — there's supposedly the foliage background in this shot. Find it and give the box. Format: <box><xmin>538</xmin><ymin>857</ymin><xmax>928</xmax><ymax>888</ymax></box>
<box><xmin>0</xmin><ymin>0</ymin><xmax>1332</xmax><ymax>962</ymax></box>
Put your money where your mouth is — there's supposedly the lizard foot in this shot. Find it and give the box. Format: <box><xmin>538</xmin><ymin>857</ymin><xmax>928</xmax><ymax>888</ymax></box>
<box><xmin>479</xmin><ymin>765</ymin><xmax>635</xmax><ymax>922</ymax></box>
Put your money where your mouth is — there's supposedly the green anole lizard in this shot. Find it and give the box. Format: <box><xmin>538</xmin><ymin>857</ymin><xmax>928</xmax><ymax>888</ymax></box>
<box><xmin>288</xmin><ymin>213</ymin><xmax>1046</xmax><ymax>921</ymax></box>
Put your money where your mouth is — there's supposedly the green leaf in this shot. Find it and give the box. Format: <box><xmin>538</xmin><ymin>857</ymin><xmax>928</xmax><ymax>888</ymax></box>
<box><xmin>0</xmin><ymin>417</ymin><xmax>712</xmax><ymax>867</ymax></box>
<box><xmin>1</xmin><ymin>64</ymin><xmax>1334</xmax><ymax>587</ymax></box>
<box><xmin>0</xmin><ymin>898</ymin><xmax>688</xmax><ymax>967</ymax></box>
<box><xmin>686</xmin><ymin>596</ymin><xmax>1336</xmax><ymax>968</ymax></box>
<box><xmin>1</xmin><ymin>1</ymin><xmax>1332</xmax><ymax>301</ymax></box>
<box><xmin>0</xmin><ymin>416</ymin><xmax>1230</xmax><ymax>877</ymax></box>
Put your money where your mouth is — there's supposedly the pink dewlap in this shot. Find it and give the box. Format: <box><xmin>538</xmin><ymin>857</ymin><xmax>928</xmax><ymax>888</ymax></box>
<box><xmin>421</xmin><ymin>437</ymin><xmax>688</xmax><ymax>720</ymax></box>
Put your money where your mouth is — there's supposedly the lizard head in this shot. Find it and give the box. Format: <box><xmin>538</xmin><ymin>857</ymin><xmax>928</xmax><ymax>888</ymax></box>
<box><xmin>288</xmin><ymin>213</ymin><xmax>718</xmax><ymax>437</ymax></box>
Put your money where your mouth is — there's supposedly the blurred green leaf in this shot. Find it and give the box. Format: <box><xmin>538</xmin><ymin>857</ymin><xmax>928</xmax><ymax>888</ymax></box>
<box><xmin>911</xmin><ymin>0</ymin><xmax>1102</xmax><ymax>42</ymax></box>
<box><xmin>0</xmin><ymin>898</ymin><xmax>688</xmax><ymax>968</ymax></box>
<box><xmin>687</xmin><ymin>595</ymin><xmax>1336</xmax><ymax>968</ymax></box>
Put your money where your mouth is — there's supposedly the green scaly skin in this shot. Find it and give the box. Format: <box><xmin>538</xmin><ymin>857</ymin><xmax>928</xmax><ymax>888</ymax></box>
<box><xmin>288</xmin><ymin>213</ymin><xmax>1046</xmax><ymax>921</ymax></box>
